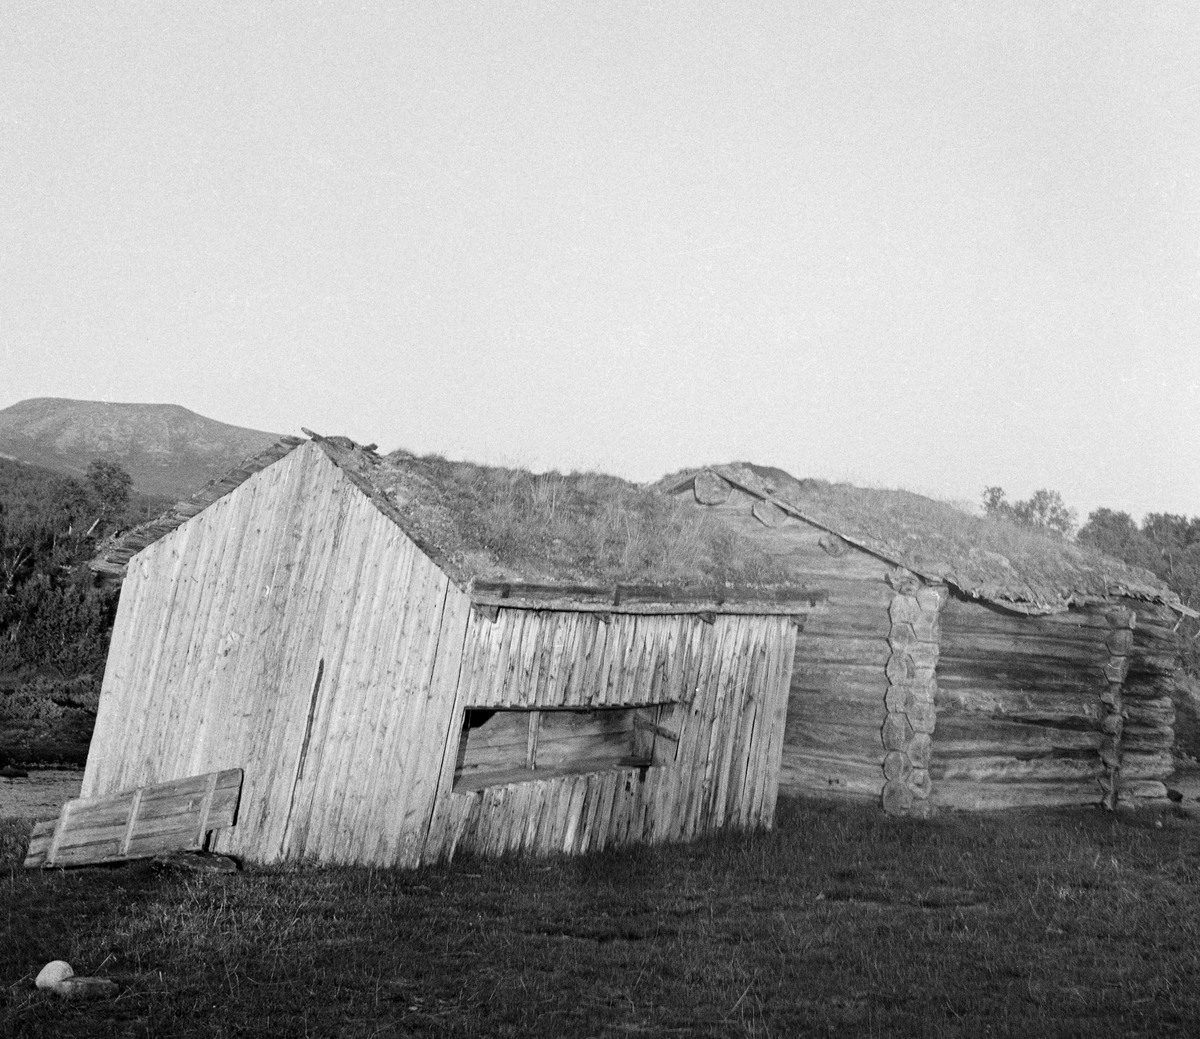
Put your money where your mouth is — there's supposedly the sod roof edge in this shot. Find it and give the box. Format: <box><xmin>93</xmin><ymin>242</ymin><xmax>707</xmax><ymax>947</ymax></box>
<box><xmin>662</xmin><ymin>463</ymin><xmax>1193</xmax><ymax>618</ymax></box>
<box><xmin>90</xmin><ymin>431</ymin><xmax>1194</xmax><ymax>619</ymax></box>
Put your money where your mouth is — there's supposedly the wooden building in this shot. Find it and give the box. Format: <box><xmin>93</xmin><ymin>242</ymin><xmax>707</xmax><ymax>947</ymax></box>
<box><xmin>660</xmin><ymin>465</ymin><xmax>1195</xmax><ymax>814</ymax></box>
<box><xmin>83</xmin><ymin>437</ymin><xmax>822</xmax><ymax>867</ymax></box>
<box><xmin>81</xmin><ymin>438</ymin><xmax>1194</xmax><ymax>870</ymax></box>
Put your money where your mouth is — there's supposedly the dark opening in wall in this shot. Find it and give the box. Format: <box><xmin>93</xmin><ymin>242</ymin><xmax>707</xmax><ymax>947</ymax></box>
<box><xmin>453</xmin><ymin>704</ymin><xmax>683</xmax><ymax>792</ymax></box>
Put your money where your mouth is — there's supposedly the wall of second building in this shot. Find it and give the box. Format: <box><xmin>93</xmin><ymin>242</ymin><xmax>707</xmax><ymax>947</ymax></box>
<box><xmin>82</xmin><ymin>442</ymin><xmax>472</xmax><ymax>866</ymax></box>
<box><xmin>782</xmin><ymin>569</ymin><xmax>897</xmax><ymax>802</ymax></box>
<box><xmin>679</xmin><ymin>486</ymin><xmax>897</xmax><ymax>801</ymax></box>
<box><xmin>931</xmin><ymin>597</ymin><xmax>1119</xmax><ymax>809</ymax></box>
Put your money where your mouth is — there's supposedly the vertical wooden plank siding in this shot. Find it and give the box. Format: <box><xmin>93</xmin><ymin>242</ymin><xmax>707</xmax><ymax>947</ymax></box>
<box><xmin>84</xmin><ymin>444</ymin><xmax>361</xmax><ymax>860</ymax></box>
<box><xmin>208</xmin><ymin>448</ymin><xmax>354</xmax><ymax>860</ymax></box>
<box><xmin>84</xmin><ymin>442</ymin><xmax>796</xmax><ymax>866</ymax></box>
<box><xmin>82</xmin><ymin>445</ymin><xmax>380</xmax><ymax>861</ymax></box>
<box><xmin>427</xmin><ymin>613</ymin><xmax>796</xmax><ymax>863</ymax></box>
<box><xmin>282</xmin><ymin>512</ymin><xmax>471</xmax><ymax>867</ymax></box>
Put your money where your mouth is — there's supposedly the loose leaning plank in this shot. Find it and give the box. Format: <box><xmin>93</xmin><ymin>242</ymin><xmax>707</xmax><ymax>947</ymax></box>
<box><xmin>25</xmin><ymin>770</ymin><xmax>243</xmax><ymax>868</ymax></box>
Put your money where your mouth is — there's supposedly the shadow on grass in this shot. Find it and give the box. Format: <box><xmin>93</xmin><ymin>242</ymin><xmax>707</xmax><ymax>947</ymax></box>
<box><xmin>3</xmin><ymin>798</ymin><xmax>1200</xmax><ymax>1037</ymax></box>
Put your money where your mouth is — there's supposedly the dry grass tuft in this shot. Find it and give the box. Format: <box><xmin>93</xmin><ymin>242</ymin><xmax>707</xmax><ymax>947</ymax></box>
<box><xmin>368</xmin><ymin>454</ymin><xmax>794</xmax><ymax>588</ymax></box>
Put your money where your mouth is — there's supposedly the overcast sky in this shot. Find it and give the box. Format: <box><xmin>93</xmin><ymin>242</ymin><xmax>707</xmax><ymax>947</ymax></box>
<box><xmin>2</xmin><ymin>1</ymin><xmax>1198</xmax><ymax>519</ymax></box>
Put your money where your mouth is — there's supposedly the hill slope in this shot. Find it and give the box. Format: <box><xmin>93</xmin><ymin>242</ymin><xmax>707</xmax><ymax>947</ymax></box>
<box><xmin>0</xmin><ymin>398</ymin><xmax>282</xmax><ymax>500</ymax></box>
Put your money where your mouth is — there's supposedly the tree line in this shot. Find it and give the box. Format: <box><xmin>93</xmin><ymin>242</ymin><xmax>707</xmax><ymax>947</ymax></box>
<box><xmin>985</xmin><ymin>486</ymin><xmax>1200</xmax><ymax>671</ymax></box>
<box><xmin>0</xmin><ymin>459</ymin><xmax>162</xmax><ymax>679</ymax></box>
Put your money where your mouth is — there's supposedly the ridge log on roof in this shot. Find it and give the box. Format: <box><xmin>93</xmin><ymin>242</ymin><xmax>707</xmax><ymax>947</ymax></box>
<box><xmin>666</xmin><ymin>464</ymin><xmax>1196</xmax><ymax>619</ymax></box>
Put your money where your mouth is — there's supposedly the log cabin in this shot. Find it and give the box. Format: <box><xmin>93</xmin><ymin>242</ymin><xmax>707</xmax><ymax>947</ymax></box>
<box><xmin>659</xmin><ymin>464</ymin><xmax>1195</xmax><ymax>815</ymax></box>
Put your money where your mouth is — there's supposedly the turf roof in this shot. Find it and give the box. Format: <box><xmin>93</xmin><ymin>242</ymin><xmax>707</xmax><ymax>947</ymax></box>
<box><xmin>319</xmin><ymin>441</ymin><xmax>795</xmax><ymax>589</ymax></box>
<box><xmin>674</xmin><ymin>462</ymin><xmax>1187</xmax><ymax>615</ymax></box>
<box><xmin>93</xmin><ymin>433</ymin><xmax>1189</xmax><ymax>616</ymax></box>
<box><xmin>309</xmin><ymin>440</ymin><xmax>1189</xmax><ymax>614</ymax></box>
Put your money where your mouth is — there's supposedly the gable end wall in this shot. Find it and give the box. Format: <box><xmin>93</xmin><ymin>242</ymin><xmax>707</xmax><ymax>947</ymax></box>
<box><xmin>82</xmin><ymin>442</ymin><xmax>472</xmax><ymax>865</ymax></box>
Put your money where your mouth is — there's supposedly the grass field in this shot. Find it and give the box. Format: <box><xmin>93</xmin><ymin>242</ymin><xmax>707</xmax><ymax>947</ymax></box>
<box><xmin>3</xmin><ymin>797</ymin><xmax>1200</xmax><ymax>1038</ymax></box>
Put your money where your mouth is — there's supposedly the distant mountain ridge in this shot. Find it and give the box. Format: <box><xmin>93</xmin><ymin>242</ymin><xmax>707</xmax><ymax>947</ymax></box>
<box><xmin>0</xmin><ymin>398</ymin><xmax>283</xmax><ymax>500</ymax></box>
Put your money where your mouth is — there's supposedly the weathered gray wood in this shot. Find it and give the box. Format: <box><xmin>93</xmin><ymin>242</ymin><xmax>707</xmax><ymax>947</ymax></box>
<box><xmin>794</xmin><ymin>638</ymin><xmax>892</xmax><ymax>666</ymax></box>
<box><xmin>800</xmin><ymin>608</ymin><xmax>895</xmax><ymax>638</ymax></box>
<box><xmin>1126</xmin><ymin>653</ymin><xmax>1181</xmax><ymax>677</ymax></box>
<box><xmin>881</xmin><ymin>713</ymin><xmax>914</xmax><ymax>752</ymax></box>
<box><xmin>442</xmin><ymin>614</ymin><xmax>797</xmax><ymax>856</ymax></box>
<box><xmin>778</xmin><ymin>754</ymin><xmax>884</xmax><ymax>799</ymax></box>
<box><xmin>937</xmin><ymin>659</ymin><xmax>1107</xmax><ymax>694</ymax></box>
<box><xmin>1117</xmin><ymin>779</ymin><xmax>1169</xmax><ymax>799</ymax></box>
<box><xmin>929</xmin><ymin>756</ymin><xmax>1106</xmax><ymax>783</ymax></box>
<box><xmin>930</xmin><ymin>780</ymin><xmax>1102</xmax><ymax>810</ymax></box>
<box><xmin>934</xmin><ymin>687</ymin><xmax>1102</xmax><ymax>722</ymax></box>
<box><xmin>934</xmin><ymin>717</ymin><xmax>1101</xmax><ymax>756</ymax></box>
<box><xmin>784</xmin><ymin>717</ymin><xmax>889</xmax><ymax>755</ymax></box>
<box><xmin>25</xmin><ymin>769</ymin><xmax>242</xmax><ymax>869</ymax></box>
<box><xmin>790</xmin><ymin>672</ymin><xmax>889</xmax><ymax>710</ymax></box>
<box><xmin>906</xmin><ymin>702</ymin><xmax>936</xmax><ymax>734</ymax></box>
<box><xmin>940</xmin><ymin>598</ymin><xmax>1117</xmax><ymax>634</ymax></box>
<box><xmin>936</xmin><ymin>623</ymin><xmax>1113</xmax><ymax>647</ymax></box>
<box><xmin>1120</xmin><ymin>724</ymin><xmax>1175</xmax><ymax>752</ymax></box>
<box><xmin>882</xmin><ymin>751</ymin><xmax>912</xmax><ymax>783</ymax></box>
<box><xmin>469</xmin><ymin>581</ymin><xmax>830</xmax><ymax>616</ymax></box>
<box><xmin>751</xmin><ymin>500</ymin><xmax>787</xmax><ymax>528</ymax></box>
<box><xmin>882</xmin><ymin>779</ymin><xmax>913</xmax><ymax>814</ymax></box>
<box><xmin>908</xmin><ymin>733</ymin><xmax>932</xmax><ymax>768</ymax></box>
<box><xmin>693</xmin><ymin>470</ymin><xmax>732</xmax><ymax>505</ymax></box>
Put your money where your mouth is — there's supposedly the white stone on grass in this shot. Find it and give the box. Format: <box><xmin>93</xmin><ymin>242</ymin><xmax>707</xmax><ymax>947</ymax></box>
<box><xmin>35</xmin><ymin>960</ymin><xmax>73</xmax><ymax>990</ymax></box>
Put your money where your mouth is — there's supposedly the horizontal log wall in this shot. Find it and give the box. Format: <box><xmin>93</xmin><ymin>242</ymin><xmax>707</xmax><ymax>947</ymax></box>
<box><xmin>668</xmin><ymin>481</ymin><xmax>899</xmax><ymax>803</ymax></box>
<box><xmin>932</xmin><ymin>596</ymin><xmax>1117</xmax><ymax>810</ymax></box>
<box><xmin>743</xmin><ymin>518</ymin><xmax>895</xmax><ymax>800</ymax></box>
<box><xmin>423</xmin><ymin>612</ymin><xmax>796</xmax><ymax>862</ymax></box>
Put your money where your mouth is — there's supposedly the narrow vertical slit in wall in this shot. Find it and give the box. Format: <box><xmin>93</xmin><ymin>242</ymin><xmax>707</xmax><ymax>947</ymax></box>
<box><xmin>282</xmin><ymin>658</ymin><xmax>324</xmax><ymax>850</ymax></box>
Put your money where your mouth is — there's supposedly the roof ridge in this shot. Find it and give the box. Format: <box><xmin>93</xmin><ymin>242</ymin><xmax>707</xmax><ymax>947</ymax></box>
<box><xmin>694</xmin><ymin>464</ymin><xmax>1194</xmax><ymax>618</ymax></box>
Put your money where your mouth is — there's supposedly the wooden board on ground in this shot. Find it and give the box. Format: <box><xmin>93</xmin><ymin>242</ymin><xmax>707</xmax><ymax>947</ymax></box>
<box><xmin>24</xmin><ymin>769</ymin><xmax>242</xmax><ymax>869</ymax></box>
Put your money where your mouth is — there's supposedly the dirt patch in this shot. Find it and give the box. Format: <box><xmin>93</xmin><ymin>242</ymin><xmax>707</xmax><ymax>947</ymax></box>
<box><xmin>0</xmin><ymin>769</ymin><xmax>82</xmax><ymax>822</ymax></box>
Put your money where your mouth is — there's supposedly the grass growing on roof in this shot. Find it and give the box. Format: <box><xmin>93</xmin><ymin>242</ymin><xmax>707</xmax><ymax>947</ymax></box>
<box><xmin>366</xmin><ymin>451</ymin><xmax>796</xmax><ymax>588</ymax></box>
<box><xmin>5</xmin><ymin>800</ymin><xmax>1200</xmax><ymax>1037</ymax></box>
<box><xmin>732</xmin><ymin>464</ymin><xmax>1172</xmax><ymax>607</ymax></box>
